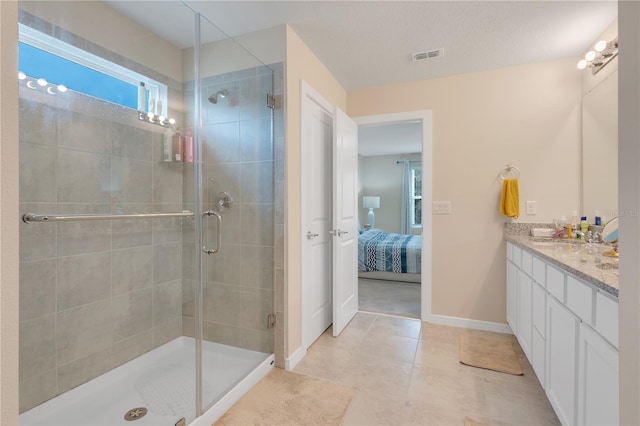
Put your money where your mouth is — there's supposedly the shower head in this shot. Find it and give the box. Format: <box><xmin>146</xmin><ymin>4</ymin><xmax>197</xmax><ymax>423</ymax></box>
<box><xmin>208</xmin><ymin>89</ymin><xmax>228</xmax><ymax>104</ymax></box>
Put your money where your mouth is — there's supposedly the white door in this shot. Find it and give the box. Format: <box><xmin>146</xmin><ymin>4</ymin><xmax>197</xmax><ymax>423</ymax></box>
<box><xmin>331</xmin><ymin>107</ymin><xmax>358</xmax><ymax>336</ymax></box>
<box><xmin>301</xmin><ymin>86</ymin><xmax>333</xmax><ymax>348</ymax></box>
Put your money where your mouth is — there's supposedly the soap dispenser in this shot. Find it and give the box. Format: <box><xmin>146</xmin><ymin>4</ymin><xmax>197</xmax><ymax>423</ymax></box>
<box><xmin>580</xmin><ymin>216</ymin><xmax>589</xmax><ymax>233</ymax></box>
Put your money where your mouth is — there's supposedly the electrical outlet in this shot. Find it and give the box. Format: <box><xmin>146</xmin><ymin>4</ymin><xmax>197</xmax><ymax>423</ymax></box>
<box><xmin>526</xmin><ymin>201</ymin><xmax>537</xmax><ymax>215</ymax></box>
<box><xmin>432</xmin><ymin>201</ymin><xmax>451</xmax><ymax>214</ymax></box>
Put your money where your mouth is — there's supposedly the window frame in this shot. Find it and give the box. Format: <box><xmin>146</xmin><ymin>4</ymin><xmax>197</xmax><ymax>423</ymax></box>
<box><xmin>410</xmin><ymin>165</ymin><xmax>422</xmax><ymax>226</ymax></box>
<box><xmin>19</xmin><ymin>23</ymin><xmax>167</xmax><ymax>115</ymax></box>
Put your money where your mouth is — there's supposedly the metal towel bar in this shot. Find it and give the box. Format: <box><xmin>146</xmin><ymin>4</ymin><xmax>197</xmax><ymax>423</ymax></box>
<box><xmin>22</xmin><ymin>211</ymin><xmax>194</xmax><ymax>223</ymax></box>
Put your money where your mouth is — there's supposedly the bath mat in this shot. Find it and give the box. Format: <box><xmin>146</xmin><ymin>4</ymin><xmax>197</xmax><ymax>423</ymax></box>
<box><xmin>459</xmin><ymin>334</ymin><xmax>523</xmax><ymax>375</ymax></box>
<box><xmin>215</xmin><ymin>368</ymin><xmax>357</xmax><ymax>425</ymax></box>
<box><xmin>464</xmin><ymin>416</ymin><xmax>490</xmax><ymax>426</ymax></box>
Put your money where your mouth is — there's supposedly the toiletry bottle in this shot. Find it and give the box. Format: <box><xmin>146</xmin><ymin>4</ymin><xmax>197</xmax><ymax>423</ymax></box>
<box><xmin>172</xmin><ymin>128</ymin><xmax>183</xmax><ymax>162</ymax></box>
<box><xmin>580</xmin><ymin>216</ymin><xmax>589</xmax><ymax>233</ymax></box>
<box><xmin>184</xmin><ymin>128</ymin><xmax>194</xmax><ymax>163</ymax></box>
<box><xmin>594</xmin><ymin>210</ymin><xmax>602</xmax><ymax>226</ymax></box>
<box><xmin>571</xmin><ymin>210</ymin><xmax>579</xmax><ymax>233</ymax></box>
<box><xmin>567</xmin><ymin>224</ymin><xmax>573</xmax><ymax>239</ymax></box>
<box><xmin>162</xmin><ymin>127</ymin><xmax>172</xmax><ymax>162</ymax></box>
<box><xmin>137</xmin><ymin>82</ymin><xmax>146</xmax><ymax>111</ymax></box>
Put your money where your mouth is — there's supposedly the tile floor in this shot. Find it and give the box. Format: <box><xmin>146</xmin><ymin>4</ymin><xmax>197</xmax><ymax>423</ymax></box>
<box><xmin>293</xmin><ymin>312</ymin><xmax>560</xmax><ymax>425</ymax></box>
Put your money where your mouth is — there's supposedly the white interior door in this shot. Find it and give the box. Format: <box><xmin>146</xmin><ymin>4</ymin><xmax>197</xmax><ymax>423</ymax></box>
<box><xmin>301</xmin><ymin>86</ymin><xmax>334</xmax><ymax>348</ymax></box>
<box><xmin>332</xmin><ymin>107</ymin><xmax>358</xmax><ymax>336</ymax></box>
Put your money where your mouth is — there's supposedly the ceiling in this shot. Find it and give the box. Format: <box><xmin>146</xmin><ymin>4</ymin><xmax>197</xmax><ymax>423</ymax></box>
<box><xmin>104</xmin><ymin>1</ymin><xmax>617</xmax><ymax>90</ymax></box>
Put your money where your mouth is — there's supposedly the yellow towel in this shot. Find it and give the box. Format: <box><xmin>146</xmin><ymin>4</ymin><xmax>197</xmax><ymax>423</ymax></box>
<box><xmin>500</xmin><ymin>178</ymin><xmax>519</xmax><ymax>219</ymax></box>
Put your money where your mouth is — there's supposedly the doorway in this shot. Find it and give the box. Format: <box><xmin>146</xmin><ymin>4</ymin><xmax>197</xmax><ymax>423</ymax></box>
<box><xmin>354</xmin><ymin>112</ymin><xmax>433</xmax><ymax>321</ymax></box>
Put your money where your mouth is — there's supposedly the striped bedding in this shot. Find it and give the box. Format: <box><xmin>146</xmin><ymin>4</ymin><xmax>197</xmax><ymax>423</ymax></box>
<box><xmin>358</xmin><ymin>229</ymin><xmax>421</xmax><ymax>274</ymax></box>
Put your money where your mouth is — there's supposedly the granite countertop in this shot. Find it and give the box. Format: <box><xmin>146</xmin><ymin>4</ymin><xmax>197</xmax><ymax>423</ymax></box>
<box><xmin>505</xmin><ymin>223</ymin><xmax>618</xmax><ymax>299</ymax></box>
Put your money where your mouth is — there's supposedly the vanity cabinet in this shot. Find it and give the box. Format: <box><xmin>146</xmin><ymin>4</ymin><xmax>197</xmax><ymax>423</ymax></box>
<box><xmin>546</xmin><ymin>295</ymin><xmax>580</xmax><ymax>425</ymax></box>
<box><xmin>505</xmin><ymin>241</ymin><xmax>619</xmax><ymax>426</ymax></box>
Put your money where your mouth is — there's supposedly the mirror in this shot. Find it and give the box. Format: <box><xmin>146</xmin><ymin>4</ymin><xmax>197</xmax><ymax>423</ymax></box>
<box><xmin>582</xmin><ymin>70</ymin><xmax>618</xmax><ymax>220</ymax></box>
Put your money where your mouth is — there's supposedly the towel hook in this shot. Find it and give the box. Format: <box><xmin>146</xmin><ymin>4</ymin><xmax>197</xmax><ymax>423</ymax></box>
<box><xmin>500</xmin><ymin>164</ymin><xmax>520</xmax><ymax>180</ymax></box>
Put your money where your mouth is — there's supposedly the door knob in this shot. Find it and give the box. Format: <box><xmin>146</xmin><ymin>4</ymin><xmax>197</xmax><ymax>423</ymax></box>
<box><xmin>307</xmin><ymin>231</ymin><xmax>319</xmax><ymax>240</ymax></box>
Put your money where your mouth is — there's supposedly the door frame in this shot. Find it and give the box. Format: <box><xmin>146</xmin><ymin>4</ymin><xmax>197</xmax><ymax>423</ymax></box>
<box><xmin>354</xmin><ymin>111</ymin><xmax>433</xmax><ymax>320</ymax></box>
<box><xmin>300</xmin><ymin>81</ymin><xmax>335</xmax><ymax>350</ymax></box>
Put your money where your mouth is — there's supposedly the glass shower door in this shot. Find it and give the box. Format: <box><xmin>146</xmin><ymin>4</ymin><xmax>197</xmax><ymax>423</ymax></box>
<box><xmin>17</xmin><ymin>1</ymin><xmax>201</xmax><ymax>424</ymax></box>
<box><xmin>193</xmin><ymin>12</ymin><xmax>276</xmax><ymax>414</ymax></box>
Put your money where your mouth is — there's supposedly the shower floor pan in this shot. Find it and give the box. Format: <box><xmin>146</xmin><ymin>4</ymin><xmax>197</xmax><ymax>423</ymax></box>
<box><xmin>20</xmin><ymin>337</ymin><xmax>273</xmax><ymax>426</ymax></box>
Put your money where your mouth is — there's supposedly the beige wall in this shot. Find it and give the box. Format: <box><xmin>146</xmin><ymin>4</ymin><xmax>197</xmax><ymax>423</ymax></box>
<box><xmin>284</xmin><ymin>26</ymin><xmax>346</xmax><ymax>355</ymax></box>
<box><xmin>618</xmin><ymin>3</ymin><xmax>640</xmax><ymax>424</ymax></box>
<box><xmin>349</xmin><ymin>59</ymin><xmax>582</xmax><ymax>323</ymax></box>
<box><xmin>19</xmin><ymin>1</ymin><xmax>183</xmax><ymax>82</ymax></box>
<box><xmin>1</xmin><ymin>1</ymin><xmax>20</xmax><ymax>424</ymax></box>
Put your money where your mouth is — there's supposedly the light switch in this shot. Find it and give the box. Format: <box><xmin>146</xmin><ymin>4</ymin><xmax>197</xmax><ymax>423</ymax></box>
<box><xmin>526</xmin><ymin>201</ymin><xmax>537</xmax><ymax>215</ymax></box>
<box><xmin>432</xmin><ymin>201</ymin><xmax>451</xmax><ymax>214</ymax></box>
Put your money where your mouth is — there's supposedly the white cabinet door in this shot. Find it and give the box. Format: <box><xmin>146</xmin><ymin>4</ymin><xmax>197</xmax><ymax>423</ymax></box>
<box><xmin>546</xmin><ymin>295</ymin><xmax>579</xmax><ymax>426</ymax></box>
<box><xmin>517</xmin><ymin>270</ymin><xmax>533</xmax><ymax>360</ymax></box>
<box><xmin>577</xmin><ymin>324</ymin><xmax>619</xmax><ymax>426</ymax></box>
<box><xmin>506</xmin><ymin>260</ymin><xmax>518</xmax><ymax>334</ymax></box>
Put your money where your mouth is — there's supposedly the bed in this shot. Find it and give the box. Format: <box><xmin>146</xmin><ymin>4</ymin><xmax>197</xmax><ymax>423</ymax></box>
<box><xmin>357</xmin><ymin>228</ymin><xmax>422</xmax><ymax>283</ymax></box>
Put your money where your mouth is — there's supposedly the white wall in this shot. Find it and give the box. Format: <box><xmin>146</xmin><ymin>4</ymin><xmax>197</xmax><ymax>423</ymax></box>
<box><xmin>0</xmin><ymin>1</ymin><xmax>20</xmax><ymax>423</ymax></box>
<box><xmin>359</xmin><ymin>153</ymin><xmax>421</xmax><ymax>233</ymax></box>
<box><xmin>618</xmin><ymin>3</ymin><xmax>640</xmax><ymax>424</ymax></box>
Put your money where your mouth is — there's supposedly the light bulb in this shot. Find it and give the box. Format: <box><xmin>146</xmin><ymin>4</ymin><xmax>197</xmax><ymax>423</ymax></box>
<box><xmin>18</xmin><ymin>71</ymin><xmax>26</xmax><ymax>80</ymax></box>
<box><xmin>168</xmin><ymin>118</ymin><xmax>176</xmax><ymax>125</ymax></box>
<box><xmin>57</xmin><ymin>84</ymin><xmax>67</xmax><ymax>93</ymax></box>
<box><xmin>147</xmin><ymin>112</ymin><xmax>155</xmax><ymax>120</ymax></box>
<box><xmin>595</xmin><ymin>40</ymin><xmax>607</xmax><ymax>52</ymax></box>
<box><xmin>37</xmin><ymin>78</ymin><xmax>48</xmax><ymax>87</ymax></box>
<box><xmin>577</xmin><ymin>59</ymin><xmax>588</xmax><ymax>70</ymax></box>
<box><xmin>585</xmin><ymin>51</ymin><xmax>596</xmax><ymax>61</ymax></box>
<box><xmin>158</xmin><ymin>115</ymin><xmax>166</xmax><ymax>124</ymax></box>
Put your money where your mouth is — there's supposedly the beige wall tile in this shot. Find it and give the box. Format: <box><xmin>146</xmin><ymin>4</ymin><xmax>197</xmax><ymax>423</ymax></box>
<box><xmin>19</xmin><ymin>314</ymin><xmax>56</xmax><ymax>380</ymax></box>
<box><xmin>56</xmin><ymin>299</ymin><xmax>111</xmax><ymax>365</ymax></box>
<box><xmin>19</xmin><ymin>259</ymin><xmax>56</xmax><ymax>321</ymax></box>
<box><xmin>57</xmin><ymin>252</ymin><xmax>111</xmax><ymax>311</ymax></box>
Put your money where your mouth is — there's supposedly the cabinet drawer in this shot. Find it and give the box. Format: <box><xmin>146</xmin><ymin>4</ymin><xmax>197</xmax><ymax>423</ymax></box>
<box><xmin>512</xmin><ymin>245</ymin><xmax>522</xmax><ymax>268</ymax></box>
<box><xmin>532</xmin><ymin>281</ymin><xmax>546</xmax><ymax>338</ymax></box>
<box><xmin>521</xmin><ymin>250</ymin><xmax>533</xmax><ymax>277</ymax></box>
<box><xmin>595</xmin><ymin>292</ymin><xmax>618</xmax><ymax>349</ymax></box>
<box><xmin>533</xmin><ymin>256</ymin><xmax>546</xmax><ymax>286</ymax></box>
<box><xmin>566</xmin><ymin>275</ymin><xmax>594</xmax><ymax>325</ymax></box>
<box><xmin>546</xmin><ymin>265</ymin><xmax>565</xmax><ymax>302</ymax></box>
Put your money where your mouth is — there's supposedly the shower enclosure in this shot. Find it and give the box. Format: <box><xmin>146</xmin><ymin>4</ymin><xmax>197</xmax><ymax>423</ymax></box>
<box><xmin>17</xmin><ymin>1</ymin><xmax>280</xmax><ymax>424</ymax></box>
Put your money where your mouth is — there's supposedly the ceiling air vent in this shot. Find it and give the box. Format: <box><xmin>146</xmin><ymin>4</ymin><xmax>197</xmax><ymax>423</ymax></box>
<box><xmin>412</xmin><ymin>48</ymin><xmax>444</xmax><ymax>62</ymax></box>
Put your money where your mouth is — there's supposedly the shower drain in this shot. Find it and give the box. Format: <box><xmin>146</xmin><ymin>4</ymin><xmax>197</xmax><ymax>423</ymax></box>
<box><xmin>124</xmin><ymin>407</ymin><xmax>148</xmax><ymax>421</ymax></box>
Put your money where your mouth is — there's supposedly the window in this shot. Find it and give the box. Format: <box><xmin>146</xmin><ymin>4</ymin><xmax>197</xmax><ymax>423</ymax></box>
<box><xmin>18</xmin><ymin>24</ymin><xmax>167</xmax><ymax>115</ymax></box>
<box><xmin>411</xmin><ymin>166</ymin><xmax>422</xmax><ymax>226</ymax></box>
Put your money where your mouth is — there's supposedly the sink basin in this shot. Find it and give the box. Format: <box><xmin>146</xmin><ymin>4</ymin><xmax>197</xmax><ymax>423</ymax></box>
<box><xmin>596</xmin><ymin>262</ymin><xmax>618</xmax><ymax>270</ymax></box>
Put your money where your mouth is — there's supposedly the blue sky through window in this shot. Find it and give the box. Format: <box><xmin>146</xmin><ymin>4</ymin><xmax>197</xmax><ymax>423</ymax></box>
<box><xmin>19</xmin><ymin>42</ymin><xmax>142</xmax><ymax>109</ymax></box>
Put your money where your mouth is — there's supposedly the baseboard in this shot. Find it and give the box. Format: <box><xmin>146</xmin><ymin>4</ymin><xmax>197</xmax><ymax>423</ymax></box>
<box><xmin>284</xmin><ymin>346</ymin><xmax>307</xmax><ymax>371</ymax></box>
<box><xmin>424</xmin><ymin>314</ymin><xmax>514</xmax><ymax>334</ymax></box>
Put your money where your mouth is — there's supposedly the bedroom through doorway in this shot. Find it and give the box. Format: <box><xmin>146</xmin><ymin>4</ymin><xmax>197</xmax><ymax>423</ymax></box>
<box><xmin>356</xmin><ymin>118</ymin><xmax>424</xmax><ymax>319</ymax></box>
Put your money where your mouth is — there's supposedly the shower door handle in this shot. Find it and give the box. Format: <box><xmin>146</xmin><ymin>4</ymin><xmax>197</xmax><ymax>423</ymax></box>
<box><xmin>202</xmin><ymin>210</ymin><xmax>222</xmax><ymax>255</ymax></box>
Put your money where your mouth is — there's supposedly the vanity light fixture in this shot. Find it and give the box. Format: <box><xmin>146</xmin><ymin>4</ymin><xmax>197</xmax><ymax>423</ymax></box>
<box><xmin>577</xmin><ymin>38</ymin><xmax>618</xmax><ymax>75</ymax></box>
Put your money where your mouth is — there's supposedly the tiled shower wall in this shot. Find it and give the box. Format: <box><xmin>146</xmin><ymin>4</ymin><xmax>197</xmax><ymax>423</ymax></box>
<box><xmin>18</xmin><ymin>88</ymin><xmax>186</xmax><ymax>412</ymax></box>
<box><xmin>182</xmin><ymin>63</ymin><xmax>284</xmax><ymax>357</ymax></box>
